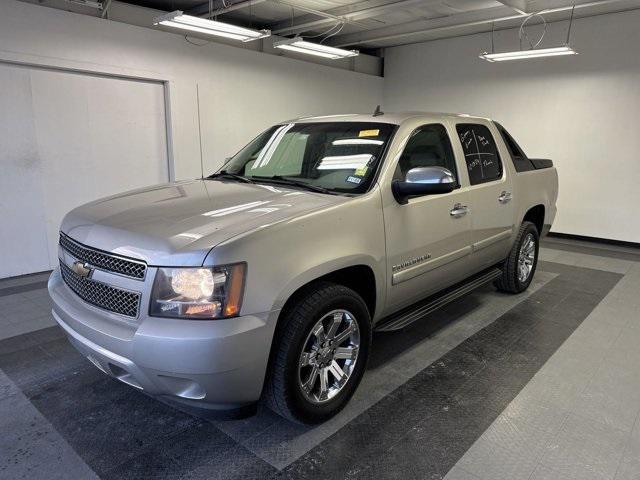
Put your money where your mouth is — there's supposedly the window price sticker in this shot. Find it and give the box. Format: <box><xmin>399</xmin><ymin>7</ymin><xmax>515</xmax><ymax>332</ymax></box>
<box><xmin>358</xmin><ymin>129</ymin><xmax>380</xmax><ymax>138</ymax></box>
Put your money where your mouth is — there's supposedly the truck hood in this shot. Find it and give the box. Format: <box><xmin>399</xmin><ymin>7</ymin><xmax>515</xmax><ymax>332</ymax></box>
<box><xmin>61</xmin><ymin>179</ymin><xmax>346</xmax><ymax>266</ymax></box>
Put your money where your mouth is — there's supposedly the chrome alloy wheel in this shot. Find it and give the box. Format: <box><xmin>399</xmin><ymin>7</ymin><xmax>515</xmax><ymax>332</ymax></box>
<box><xmin>297</xmin><ymin>309</ymin><xmax>360</xmax><ymax>404</ymax></box>
<box><xmin>518</xmin><ymin>233</ymin><xmax>536</xmax><ymax>283</ymax></box>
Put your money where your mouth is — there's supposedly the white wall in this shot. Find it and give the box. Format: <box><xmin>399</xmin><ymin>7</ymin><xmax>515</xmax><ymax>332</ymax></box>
<box><xmin>0</xmin><ymin>63</ymin><xmax>169</xmax><ymax>278</ymax></box>
<box><xmin>383</xmin><ymin>10</ymin><xmax>640</xmax><ymax>243</ymax></box>
<box><xmin>0</xmin><ymin>0</ymin><xmax>383</xmax><ymax>181</ymax></box>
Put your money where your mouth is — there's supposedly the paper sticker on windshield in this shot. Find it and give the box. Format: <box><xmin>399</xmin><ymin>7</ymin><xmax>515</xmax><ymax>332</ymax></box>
<box><xmin>346</xmin><ymin>176</ymin><xmax>362</xmax><ymax>184</ymax></box>
<box><xmin>354</xmin><ymin>166</ymin><xmax>368</xmax><ymax>176</ymax></box>
<box><xmin>358</xmin><ymin>129</ymin><xmax>380</xmax><ymax>138</ymax></box>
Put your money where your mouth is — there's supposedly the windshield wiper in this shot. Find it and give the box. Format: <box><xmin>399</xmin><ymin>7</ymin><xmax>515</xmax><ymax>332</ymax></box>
<box><xmin>206</xmin><ymin>170</ymin><xmax>255</xmax><ymax>184</ymax></box>
<box><xmin>251</xmin><ymin>176</ymin><xmax>336</xmax><ymax>195</ymax></box>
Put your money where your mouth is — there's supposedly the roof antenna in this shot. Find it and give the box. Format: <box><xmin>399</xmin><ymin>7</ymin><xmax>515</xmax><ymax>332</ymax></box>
<box><xmin>373</xmin><ymin>105</ymin><xmax>384</xmax><ymax>117</ymax></box>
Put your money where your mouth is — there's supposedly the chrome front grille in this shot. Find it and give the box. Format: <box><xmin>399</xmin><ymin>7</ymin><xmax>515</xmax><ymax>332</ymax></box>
<box><xmin>60</xmin><ymin>261</ymin><xmax>141</xmax><ymax>318</ymax></box>
<box><xmin>59</xmin><ymin>233</ymin><xmax>147</xmax><ymax>279</ymax></box>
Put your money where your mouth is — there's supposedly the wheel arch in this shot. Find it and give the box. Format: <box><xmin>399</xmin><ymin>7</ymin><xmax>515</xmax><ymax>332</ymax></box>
<box><xmin>522</xmin><ymin>204</ymin><xmax>545</xmax><ymax>234</ymax></box>
<box><xmin>276</xmin><ymin>263</ymin><xmax>379</xmax><ymax>322</ymax></box>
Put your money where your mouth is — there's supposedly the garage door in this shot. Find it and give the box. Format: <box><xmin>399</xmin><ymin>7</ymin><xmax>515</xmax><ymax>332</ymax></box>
<box><xmin>0</xmin><ymin>63</ymin><xmax>169</xmax><ymax>279</ymax></box>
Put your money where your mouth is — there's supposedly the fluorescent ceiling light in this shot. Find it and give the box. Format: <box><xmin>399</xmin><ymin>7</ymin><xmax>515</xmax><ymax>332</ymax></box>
<box><xmin>154</xmin><ymin>11</ymin><xmax>270</xmax><ymax>42</ymax></box>
<box><xmin>274</xmin><ymin>38</ymin><xmax>358</xmax><ymax>60</ymax></box>
<box><xmin>479</xmin><ymin>45</ymin><xmax>578</xmax><ymax>62</ymax></box>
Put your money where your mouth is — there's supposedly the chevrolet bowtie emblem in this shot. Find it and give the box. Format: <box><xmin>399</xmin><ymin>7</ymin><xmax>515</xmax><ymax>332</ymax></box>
<box><xmin>71</xmin><ymin>261</ymin><xmax>92</xmax><ymax>278</ymax></box>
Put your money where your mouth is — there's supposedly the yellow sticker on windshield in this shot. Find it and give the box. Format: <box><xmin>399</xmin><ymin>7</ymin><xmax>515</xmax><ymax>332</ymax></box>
<box><xmin>354</xmin><ymin>166</ymin><xmax>368</xmax><ymax>176</ymax></box>
<box><xmin>358</xmin><ymin>129</ymin><xmax>380</xmax><ymax>137</ymax></box>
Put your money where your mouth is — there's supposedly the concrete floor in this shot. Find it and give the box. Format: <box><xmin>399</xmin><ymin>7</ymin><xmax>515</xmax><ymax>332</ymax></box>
<box><xmin>0</xmin><ymin>238</ymin><xmax>639</xmax><ymax>479</ymax></box>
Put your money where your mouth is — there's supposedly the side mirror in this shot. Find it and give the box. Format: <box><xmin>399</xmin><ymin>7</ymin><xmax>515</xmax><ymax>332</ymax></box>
<box><xmin>392</xmin><ymin>166</ymin><xmax>456</xmax><ymax>204</ymax></box>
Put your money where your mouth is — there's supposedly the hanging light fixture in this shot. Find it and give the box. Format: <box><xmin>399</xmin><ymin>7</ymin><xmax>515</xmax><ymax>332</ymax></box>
<box><xmin>153</xmin><ymin>11</ymin><xmax>271</xmax><ymax>42</ymax></box>
<box><xmin>480</xmin><ymin>7</ymin><xmax>578</xmax><ymax>62</ymax></box>
<box><xmin>480</xmin><ymin>45</ymin><xmax>577</xmax><ymax>62</ymax></box>
<box><xmin>273</xmin><ymin>37</ymin><xmax>359</xmax><ymax>60</ymax></box>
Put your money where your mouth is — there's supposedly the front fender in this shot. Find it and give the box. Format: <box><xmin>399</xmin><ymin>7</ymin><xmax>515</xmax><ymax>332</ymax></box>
<box><xmin>271</xmin><ymin>254</ymin><xmax>384</xmax><ymax>317</ymax></box>
<box><xmin>204</xmin><ymin>191</ymin><xmax>387</xmax><ymax>321</ymax></box>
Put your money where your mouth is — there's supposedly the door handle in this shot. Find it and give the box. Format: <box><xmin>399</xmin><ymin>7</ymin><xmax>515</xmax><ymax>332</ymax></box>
<box><xmin>450</xmin><ymin>203</ymin><xmax>469</xmax><ymax>218</ymax></box>
<box><xmin>498</xmin><ymin>191</ymin><xmax>512</xmax><ymax>204</ymax></box>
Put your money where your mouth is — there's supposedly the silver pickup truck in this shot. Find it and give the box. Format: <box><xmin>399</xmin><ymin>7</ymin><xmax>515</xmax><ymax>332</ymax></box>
<box><xmin>48</xmin><ymin>112</ymin><xmax>558</xmax><ymax>424</ymax></box>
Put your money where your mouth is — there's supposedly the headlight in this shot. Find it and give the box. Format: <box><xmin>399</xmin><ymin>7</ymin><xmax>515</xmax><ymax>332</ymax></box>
<box><xmin>149</xmin><ymin>263</ymin><xmax>246</xmax><ymax>319</ymax></box>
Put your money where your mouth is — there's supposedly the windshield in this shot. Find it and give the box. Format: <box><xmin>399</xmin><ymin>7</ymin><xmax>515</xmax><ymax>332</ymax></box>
<box><xmin>218</xmin><ymin>122</ymin><xmax>395</xmax><ymax>194</ymax></box>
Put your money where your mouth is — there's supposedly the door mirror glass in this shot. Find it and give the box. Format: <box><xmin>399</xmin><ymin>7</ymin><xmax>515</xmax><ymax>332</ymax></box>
<box><xmin>392</xmin><ymin>166</ymin><xmax>456</xmax><ymax>204</ymax></box>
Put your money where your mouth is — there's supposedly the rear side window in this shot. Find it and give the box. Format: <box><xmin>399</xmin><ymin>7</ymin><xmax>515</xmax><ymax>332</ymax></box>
<box><xmin>456</xmin><ymin>124</ymin><xmax>503</xmax><ymax>185</ymax></box>
<box><xmin>495</xmin><ymin>122</ymin><xmax>535</xmax><ymax>172</ymax></box>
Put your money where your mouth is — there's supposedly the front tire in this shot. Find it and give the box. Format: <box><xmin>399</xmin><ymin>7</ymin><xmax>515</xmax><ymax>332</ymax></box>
<box><xmin>264</xmin><ymin>282</ymin><xmax>371</xmax><ymax>424</ymax></box>
<box><xmin>495</xmin><ymin>221</ymin><xmax>539</xmax><ymax>294</ymax></box>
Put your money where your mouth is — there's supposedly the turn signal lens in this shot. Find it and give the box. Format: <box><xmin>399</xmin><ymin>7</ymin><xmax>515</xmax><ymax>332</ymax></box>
<box><xmin>224</xmin><ymin>264</ymin><xmax>246</xmax><ymax>316</ymax></box>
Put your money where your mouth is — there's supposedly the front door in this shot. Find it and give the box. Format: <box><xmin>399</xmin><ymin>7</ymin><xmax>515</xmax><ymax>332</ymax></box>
<box><xmin>383</xmin><ymin>124</ymin><xmax>472</xmax><ymax>313</ymax></box>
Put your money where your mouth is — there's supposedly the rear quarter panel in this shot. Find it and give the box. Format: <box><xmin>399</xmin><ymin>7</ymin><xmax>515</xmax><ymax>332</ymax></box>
<box><xmin>513</xmin><ymin>166</ymin><xmax>559</xmax><ymax>232</ymax></box>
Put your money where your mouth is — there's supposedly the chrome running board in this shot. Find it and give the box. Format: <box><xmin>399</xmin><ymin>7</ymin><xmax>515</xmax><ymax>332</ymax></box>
<box><xmin>375</xmin><ymin>267</ymin><xmax>503</xmax><ymax>332</ymax></box>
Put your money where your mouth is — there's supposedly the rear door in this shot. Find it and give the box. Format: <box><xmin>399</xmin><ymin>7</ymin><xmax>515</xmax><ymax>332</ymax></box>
<box><xmin>453</xmin><ymin>122</ymin><xmax>515</xmax><ymax>269</ymax></box>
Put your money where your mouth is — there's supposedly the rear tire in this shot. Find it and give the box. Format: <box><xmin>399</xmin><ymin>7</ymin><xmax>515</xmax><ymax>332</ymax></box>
<box><xmin>495</xmin><ymin>221</ymin><xmax>539</xmax><ymax>294</ymax></box>
<box><xmin>264</xmin><ymin>282</ymin><xmax>371</xmax><ymax>424</ymax></box>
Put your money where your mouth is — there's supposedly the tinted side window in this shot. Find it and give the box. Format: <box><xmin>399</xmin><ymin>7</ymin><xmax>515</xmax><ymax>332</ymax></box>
<box><xmin>495</xmin><ymin>122</ymin><xmax>535</xmax><ymax>172</ymax></box>
<box><xmin>498</xmin><ymin>126</ymin><xmax>525</xmax><ymax>158</ymax></box>
<box><xmin>396</xmin><ymin>124</ymin><xmax>458</xmax><ymax>183</ymax></box>
<box><xmin>456</xmin><ymin>124</ymin><xmax>503</xmax><ymax>185</ymax></box>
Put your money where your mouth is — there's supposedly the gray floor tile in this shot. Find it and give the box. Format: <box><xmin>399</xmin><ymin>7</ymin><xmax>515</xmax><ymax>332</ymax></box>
<box><xmin>536</xmin><ymin>340</ymin><xmax>606</xmax><ymax>385</ymax></box>
<box><xmin>0</xmin><ymin>315</ymin><xmax>56</xmax><ymax>341</ymax></box>
<box><xmin>606</xmin><ymin>329</ymin><xmax>640</xmax><ymax>368</ymax></box>
<box><xmin>614</xmin><ymin>451</ymin><xmax>640</xmax><ymax>480</ymax></box>
<box><xmin>590</xmin><ymin>359</ymin><xmax>640</xmax><ymax>401</ymax></box>
<box><xmin>20</xmin><ymin>288</ymin><xmax>49</xmax><ymax>300</ymax></box>
<box><xmin>444</xmin><ymin>466</ymin><xmax>482</xmax><ymax>480</ymax></box>
<box><xmin>0</xmin><ymin>371</ymin><xmax>98</xmax><ymax>479</ymax></box>
<box><xmin>501</xmin><ymin>392</ymin><xmax>570</xmax><ymax>434</ymax></box>
<box><xmin>0</xmin><ymin>369</ymin><xmax>20</xmax><ymax>401</ymax></box>
<box><xmin>31</xmin><ymin>297</ymin><xmax>54</xmax><ymax>311</ymax></box>
<box><xmin>520</xmin><ymin>367</ymin><xmax>592</xmax><ymax>409</ymax></box>
<box><xmin>0</xmin><ymin>293</ymin><xmax>29</xmax><ymax>308</ymax></box>
<box><xmin>456</xmin><ymin>436</ymin><xmax>540</xmax><ymax>480</ymax></box>
<box><xmin>540</xmin><ymin>413</ymin><xmax>627</xmax><ymax>479</ymax></box>
<box><xmin>3</xmin><ymin>300</ymin><xmax>46</xmax><ymax>322</ymax></box>
<box><xmin>454</xmin><ymin>400</ymin><xmax>558</xmax><ymax>480</ymax></box>
<box><xmin>580</xmin><ymin>303</ymin><xmax>636</xmax><ymax>329</ymax></box>
<box><xmin>482</xmin><ymin>412</ymin><xmax>559</xmax><ymax>453</ymax></box>
<box><xmin>531</xmin><ymin>462</ymin><xmax>609</xmax><ymax>480</ymax></box>
<box><xmin>573</xmin><ymin>388</ymin><xmax>640</xmax><ymax>433</ymax></box>
<box><xmin>565</xmin><ymin>320</ymin><xmax>622</xmax><ymax>350</ymax></box>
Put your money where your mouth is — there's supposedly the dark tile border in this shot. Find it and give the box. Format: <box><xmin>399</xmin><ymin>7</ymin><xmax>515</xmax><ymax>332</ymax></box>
<box><xmin>543</xmin><ymin>237</ymin><xmax>640</xmax><ymax>263</ymax></box>
<box><xmin>275</xmin><ymin>263</ymin><xmax>621</xmax><ymax>479</ymax></box>
<box><xmin>547</xmin><ymin>232</ymin><xmax>640</xmax><ymax>250</ymax></box>
<box><xmin>0</xmin><ymin>280</ymin><xmax>49</xmax><ymax>298</ymax></box>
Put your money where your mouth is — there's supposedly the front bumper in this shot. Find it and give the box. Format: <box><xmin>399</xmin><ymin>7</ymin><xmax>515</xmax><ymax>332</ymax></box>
<box><xmin>48</xmin><ymin>268</ymin><xmax>279</xmax><ymax>410</ymax></box>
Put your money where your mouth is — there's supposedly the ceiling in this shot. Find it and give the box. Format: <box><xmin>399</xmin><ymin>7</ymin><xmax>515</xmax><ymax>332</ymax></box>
<box><xmin>108</xmin><ymin>0</ymin><xmax>640</xmax><ymax>49</ymax></box>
